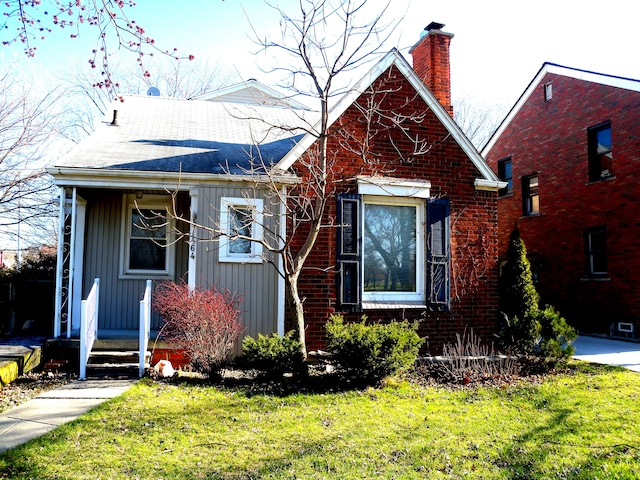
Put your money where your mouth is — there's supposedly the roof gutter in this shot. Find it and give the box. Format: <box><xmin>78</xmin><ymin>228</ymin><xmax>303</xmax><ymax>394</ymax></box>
<box><xmin>46</xmin><ymin>167</ymin><xmax>301</xmax><ymax>189</ymax></box>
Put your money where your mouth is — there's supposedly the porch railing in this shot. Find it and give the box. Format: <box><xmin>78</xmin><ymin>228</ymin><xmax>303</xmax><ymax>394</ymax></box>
<box><xmin>79</xmin><ymin>278</ymin><xmax>99</xmax><ymax>380</ymax></box>
<box><xmin>139</xmin><ymin>279</ymin><xmax>152</xmax><ymax>377</ymax></box>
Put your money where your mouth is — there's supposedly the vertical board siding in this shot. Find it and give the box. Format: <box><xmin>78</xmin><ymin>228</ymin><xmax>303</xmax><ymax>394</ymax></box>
<box><xmin>195</xmin><ymin>185</ymin><xmax>280</xmax><ymax>342</ymax></box>
<box><xmin>81</xmin><ymin>190</ymin><xmax>189</xmax><ymax>332</ymax></box>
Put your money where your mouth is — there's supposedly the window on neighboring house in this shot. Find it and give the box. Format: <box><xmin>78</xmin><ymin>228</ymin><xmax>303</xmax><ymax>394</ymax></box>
<box><xmin>585</xmin><ymin>226</ymin><xmax>607</xmax><ymax>276</ymax></box>
<box><xmin>497</xmin><ymin>158</ymin><xmax>512</xmax><ymax>197</ymax></box>
<box><xmin>121</xmin><ymin>194</ymin><xmax>175</xmax><ymax>278</ymax></box>
<box><xmin>588</xmin><ymin>121</ymin><xmax>612</xmax><ymax>182</ymax></box>
<box><xmin>522</xmin><ymin>175</ymin><xmax>540</xmax><ymax>216</ymax></box>
<box><xmin>219</xmin><ymin>197</ymin><xmax>263</xmax><ymax>263</ymax></box>
<box><xmin>544</xmin><ymin>82</ymin><xmax>553</xmax><ymax>101</ymax></box>
<box><xmin>337</xmin><ymin>180</ymin><xmax>449</xmax><ymax>310</ymax></box>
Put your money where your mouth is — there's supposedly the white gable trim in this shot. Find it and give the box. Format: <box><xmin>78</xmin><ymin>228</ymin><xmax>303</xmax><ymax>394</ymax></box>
<box><xmin>194</xmin><ymin>79</ymin><xmax>310</xmax><ymax>110</ymax></box>
<box><xmin>482</xmin><ymin>63</ymin><xmax>640</xmax><ymax>155</ymax></box>
<box><xmin>275</xmin><ymin>49</ymin><xmax>500</xmax><ymax>186</ymax></box>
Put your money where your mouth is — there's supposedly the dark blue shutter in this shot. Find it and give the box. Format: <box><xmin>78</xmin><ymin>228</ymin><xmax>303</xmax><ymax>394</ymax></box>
<box><xmin>337</xmin><ymin>194</ymin><xmax>362</xmax><ymax>308</ymax></box>
<box><xmin>428</xmin><ymin>198</ymin><xmax>450</xmax><ymax>309</ymax></box>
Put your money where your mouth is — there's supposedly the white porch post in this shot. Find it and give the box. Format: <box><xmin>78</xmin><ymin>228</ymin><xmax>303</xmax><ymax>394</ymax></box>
<box><xmin>66</xmin><ymin>187</ymin><xmax>77</xmax><ymax>339</ymax></box>
<box><xmin>188</xmin><ymin>188</ymin><xmax>198</xmax><ymax>291</ymax></box>
<box><xmin>277</xmin><ymin>186</ymin><xmax>286</xmax><ymax>336</ymax></box>
<box><xmin>53</xmin><ymin>187</ymin><xmax>66</xmax><ymax>338</ymax></box>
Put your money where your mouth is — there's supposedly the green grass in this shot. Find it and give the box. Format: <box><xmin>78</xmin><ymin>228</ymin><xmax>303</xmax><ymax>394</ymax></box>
<box><xmin>1</xmin><ymin>362</ymin><xmax>640</xmax><ymax>479</ymax></box>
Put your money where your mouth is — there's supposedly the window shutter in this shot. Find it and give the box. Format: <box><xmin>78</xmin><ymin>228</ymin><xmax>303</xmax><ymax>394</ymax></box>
<box><xmin>428</xmin><ymin>198</ymin><xmax>450</xmax><ymax>309</ymax></box>
<box><xmin>337</xmin><ymin>194</ymin><xmax>362</xmax><ymax>308</ymax></box>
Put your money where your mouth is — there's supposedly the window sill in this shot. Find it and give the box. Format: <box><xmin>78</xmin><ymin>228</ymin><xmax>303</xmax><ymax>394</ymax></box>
<box><xmin>519</xmin><ymin>213</ymin><xmax>542</xmax><ymax>219</ymax></box>
<box><xmin>586</xmin><ymin>175</ymin><xmax>616</xmax><ymax>185</ymax></box>
<box><xmin>580</xmin><ymin>276</ymin><xmax>611</xmax><ymax>282</ymax></box>
<box><xmin>362</xmin><ymin>301</ymin><xmax>427</xmax><ymax>310</ymax></box>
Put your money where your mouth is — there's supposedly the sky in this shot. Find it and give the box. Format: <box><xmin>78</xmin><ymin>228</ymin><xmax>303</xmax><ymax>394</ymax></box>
<box><xmin>1</xmin><ymin>0</ymin><xmax>638</xmax><ymax>251</ymax></box>
<box><xmin>7</xmin><ymin>0</ymin><xmax>639</xmax><ymax>111</ymax></box>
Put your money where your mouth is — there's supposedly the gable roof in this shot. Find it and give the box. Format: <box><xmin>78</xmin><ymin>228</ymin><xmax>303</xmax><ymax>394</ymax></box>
<box><xmin>482</xmin><ymin>62</ymin><xmax>640</xmax><ymax>155</ymax></box>
<box><xmin>275</xmin><ymin>48</ymin><xmax>502</xmax><ymax>189</ymax></box>
<box><xmin>52</xmin><ymin>95</ymin><xmax>314</xmax><ymax>177</ymax></box>
<box><xmin>194</xmin><ymin>79</ymin><xmax>311</xmax><ymax>111</ymax></box>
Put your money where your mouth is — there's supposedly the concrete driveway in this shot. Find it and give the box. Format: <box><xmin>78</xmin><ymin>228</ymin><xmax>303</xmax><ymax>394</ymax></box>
<box><xmin>573</xmin><ymin>335</ymin><xmax>640</xmax><ymax>372</ymax></box>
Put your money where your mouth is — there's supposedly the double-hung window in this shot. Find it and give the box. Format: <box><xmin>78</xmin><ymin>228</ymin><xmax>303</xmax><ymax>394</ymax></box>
<box><xmin>498</xmin><ymin>158</ymin><xmax>513</xmax><ymax>197</ymax></box>
<box><xmin>121</xmin><ymin>194</ymin><xmax>174</xmax><ymax>278</ymax></box>
<box><xmin>588</xmin><ymin>121</ymin><xmax>612</xmax><ymax>182</ymax></box>
<box><xmin>522</xmin><ymin>175</ymin><xmax>540</xmax><ymax>216</ymax></box>
<box><xmin>584</xmin><ymin>226</ymin><xmax>607</xmax><ymax>277</ymax></box>
<box><xmin>219</xmin><ymin>197</ymin><xmax>263</xmax><ymax>263</ymax></box>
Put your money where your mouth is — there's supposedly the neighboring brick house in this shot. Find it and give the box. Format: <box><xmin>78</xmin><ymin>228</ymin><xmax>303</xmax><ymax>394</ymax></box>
<box><xmin>483</xmin><ymin>63</ymin><xmax>640</xmax><ymax>338</ymax></box>
<box><xmin>284</xmin><ymin>23</ymin><xmax>505</xmax><ymax>353</ymax></box>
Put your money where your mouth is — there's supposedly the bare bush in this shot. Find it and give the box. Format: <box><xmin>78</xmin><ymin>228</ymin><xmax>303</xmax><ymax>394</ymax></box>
<box><xmin>418</xmin><ymin>330</ymin><xmax>520</xmax><ymax>385</ymax></box>
<box><xmin>153</xmin><ymin>281</ymin><xmax>244</xmax><ymax>379</ymax></box>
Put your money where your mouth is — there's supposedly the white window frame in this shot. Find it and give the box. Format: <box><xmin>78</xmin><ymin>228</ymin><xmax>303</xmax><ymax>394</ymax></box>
<box><xmin>219</xmin><ymin>197</ymin><xmax>264</xmax><ymax>263</ymax></box>
<box><xmin>361</xmin><ymin>195</ymin><xmax>426</xmax><ymax>303</ymax></box>
<box><xmin>119</xmin><ymin>194</ymin><xmax>175</xmax><ymax>279</ymax></box>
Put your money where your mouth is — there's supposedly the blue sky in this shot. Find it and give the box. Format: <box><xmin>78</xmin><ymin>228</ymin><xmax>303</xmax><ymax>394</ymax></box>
<box><xmin>5</xmin><ymin>0</ymin><xmax>639</xmax><ymax>110</ymax></box>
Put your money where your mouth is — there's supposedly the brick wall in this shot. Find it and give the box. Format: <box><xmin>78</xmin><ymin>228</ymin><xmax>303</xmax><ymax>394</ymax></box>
<box><xmin>288</xmin><ymin>65</ymin><xmax>501</xmax><ymax>354</ymax></box>
<box><xmin>485</xmin><ymin>72</ymin><xmax>640</xmax><ymax>334</ymax></box>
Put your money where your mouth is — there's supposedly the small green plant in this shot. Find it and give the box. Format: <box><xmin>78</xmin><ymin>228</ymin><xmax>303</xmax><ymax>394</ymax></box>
<box><xmin>241</xmin><ymin>331</ymin><xmax>304</xmax><ymax>377</ymax></box>
<box><xmin>325</xmin><ymin>315</ymin><xmax>423</xmax><ymax>382</ymax></box>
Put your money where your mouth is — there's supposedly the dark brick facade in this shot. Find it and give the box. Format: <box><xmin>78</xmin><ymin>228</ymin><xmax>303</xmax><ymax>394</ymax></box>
<box><xmin>288</xmin><ymin>64</ymin><xmax>501</xmax><ymax>354</ymax></box>
<box><xmin>485</xmin><ymin>66</ymin><xmax>640</xmax><ymax>336</ymax></box>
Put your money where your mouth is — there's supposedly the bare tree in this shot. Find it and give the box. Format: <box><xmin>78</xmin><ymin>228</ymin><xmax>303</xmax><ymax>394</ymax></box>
<box><xmin>58</xmin><ymin>56</ymin><xmax>240</xmax><ymax>143</ymax></box>
<box><xmin>453</xmin><ymin>93</ymin><xmax>508</xmax><ymax>149</ymax></box>
<box><xmin>0</xmin><ymin>65</ymin><xmax>63</xmax><ymax>248</ymax></box>
<box><xmin>1</xmin><ymin>1</ymin><xmax>193</xmax><ymax>95</ymax></box>
<box><xmin>163</xmin><ymin>1</ymin><xmax>463</xmax><ymax>357</ymax></box>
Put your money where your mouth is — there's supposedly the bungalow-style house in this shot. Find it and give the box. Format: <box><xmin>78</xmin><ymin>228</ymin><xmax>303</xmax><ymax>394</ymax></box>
<box><xmin>47</xmin><ymin>22</ymin><xmax>505</xmax><ymax>372</ymax></box>
<box><xmin>483</xmin><ymin>63</ymin><xmax>640</xmax><ymax>338</ymax></box>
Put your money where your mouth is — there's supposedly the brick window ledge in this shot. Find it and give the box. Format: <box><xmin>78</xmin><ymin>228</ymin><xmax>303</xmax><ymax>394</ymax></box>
<box><xmin>580</xmin><ymin>276</ymin><xmax>611</xmax><ymax>282</ymax></box>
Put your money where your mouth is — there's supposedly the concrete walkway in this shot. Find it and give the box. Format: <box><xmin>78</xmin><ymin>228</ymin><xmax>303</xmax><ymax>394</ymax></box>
<box><xmin>0</xmin><ymin>379</ymin><xmax>135</xmax><ymax>453</ymax></box>
<box><xmin>572</xmin><ymin>335</ymin><xmax>640</xmax><ymax>372</ymax></box>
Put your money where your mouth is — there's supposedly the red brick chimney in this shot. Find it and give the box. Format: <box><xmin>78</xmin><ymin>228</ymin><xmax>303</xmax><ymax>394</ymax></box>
<box><xmin>409</xmin><ymin>22</ymin><xmax>454</xmax><ymax>116</ymax></box>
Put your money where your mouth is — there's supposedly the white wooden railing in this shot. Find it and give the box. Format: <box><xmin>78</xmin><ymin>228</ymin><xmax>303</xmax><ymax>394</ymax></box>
<box><xmin>139</xmin><ymin>279</ymin><xmax>152</xmax><ymax>377</ymax></box>
<box><xmin>79</xmin><ymin>278</ymin><xmax>100</xmax><ymax>380</ymax></box>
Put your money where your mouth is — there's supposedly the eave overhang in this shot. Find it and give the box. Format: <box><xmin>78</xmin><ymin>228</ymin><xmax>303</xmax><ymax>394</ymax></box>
<box><xmin>46</xmin><ymin>166</ymin><xmax>301</xmax><ymax>190</ymax></box>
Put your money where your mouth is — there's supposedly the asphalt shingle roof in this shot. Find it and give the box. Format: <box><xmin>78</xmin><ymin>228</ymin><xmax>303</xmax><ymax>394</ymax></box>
<box><xmin>56</xmin><ymin>95</ymin><xmax>315</xmax><ymax>175</ymax></box>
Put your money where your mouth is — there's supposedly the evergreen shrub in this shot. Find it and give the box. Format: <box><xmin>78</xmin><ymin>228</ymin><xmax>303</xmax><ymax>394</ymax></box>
<box><xmin>241</xmin><ymin>331</ymin><xmax>304</xmax><ymax>377</ymax></box>
<box><xmin>325</xmin><ymin>315</ymin><xmax>423</xmax><ymax>382</ymax></box>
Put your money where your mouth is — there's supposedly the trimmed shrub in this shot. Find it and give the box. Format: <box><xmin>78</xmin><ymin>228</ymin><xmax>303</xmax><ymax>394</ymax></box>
<box><xmin>153</xmin><ymin>281</ymin><xmax>244</xmax><ymax>379</ymax></box>
<box><xmin>241</xmin><ymin>331</ymin><xmax>304</xmax><ymax>377</ymax></box>
<box><xmin>325</xmin><ymin>315</ymin><xmax>423</xmax><ymax>382</ymax></box>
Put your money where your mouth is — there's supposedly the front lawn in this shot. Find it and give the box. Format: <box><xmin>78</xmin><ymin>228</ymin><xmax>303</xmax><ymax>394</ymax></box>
<box><xmin>1</xmin><ymin>362</ymin><xmax>639</xmax><ymax>479</ymax></box>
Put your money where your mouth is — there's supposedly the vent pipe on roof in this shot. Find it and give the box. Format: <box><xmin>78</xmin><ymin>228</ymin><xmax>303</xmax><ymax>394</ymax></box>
<box><xmin>110</xmin><ymin>109</ymin><xmax>118</xmax><ymax>126</ymax></box>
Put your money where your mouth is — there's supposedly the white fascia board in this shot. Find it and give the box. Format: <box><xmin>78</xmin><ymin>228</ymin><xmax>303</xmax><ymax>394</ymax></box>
<box><xmin>357</xmin><ymin>176</ymin><xmax>431</xmax><ymax>198</ymax></box>
<box><xmin>475</xmin><ymin>178</ymin><xmax>508</xmax><ymax>192</ymax></box>
<box><xmin>276</xmin><ymin>49</ymin><xmax>500</xmax><ymax>185</ymax></box>
<box><xmin>46</xmin><ymin>167</ymin><xmax>301</xmax><ymax>189</ymax></box>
